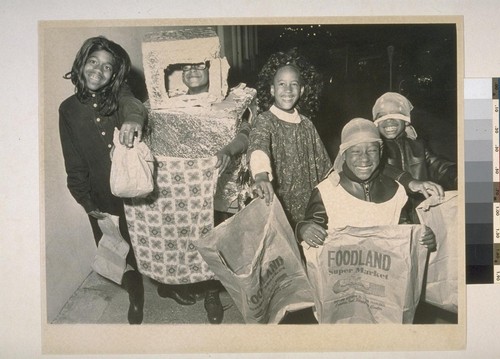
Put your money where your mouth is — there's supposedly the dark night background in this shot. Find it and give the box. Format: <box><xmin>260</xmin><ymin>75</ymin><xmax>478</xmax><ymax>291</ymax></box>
<box><xmin>244</xmin><ymin>23</ymin><xmax>473</xmax><ymax>284</ymax></box>
<box><xmin>231</xmin><ymin>23</ymin><xmax>457</xmax><ymax>163</ymax></box>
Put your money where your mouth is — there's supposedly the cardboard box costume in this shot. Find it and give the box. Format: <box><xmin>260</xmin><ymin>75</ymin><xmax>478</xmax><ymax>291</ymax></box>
<box><xmin>124</xmin><ymin>28</ymin><xmax>256</xmax><ymax>284</ymax></box>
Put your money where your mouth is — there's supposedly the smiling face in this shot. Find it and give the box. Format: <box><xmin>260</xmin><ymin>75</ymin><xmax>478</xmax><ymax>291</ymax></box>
<box><xmin>182</xmin><ymin>63</ymin><xmax>209</xmax><ymax>94</ymax></box>
<box><xmin>83</xmin><ymin>50</ymin><xmax>115</xmax><ymax>92</ymax></box>
<box><xmin>270</xmin><ymin>65</ymin><xmax>304</xmax><ymax>113</ymax></box>
<box><xmin>377</xmin><ymin>118</ymin><xmax>407</xmax><ymax>139</ymax></box>
<box><xmin>343</xmin><ymin>141</ymin><xmax>381</xmax><ymax>181</ymax></box>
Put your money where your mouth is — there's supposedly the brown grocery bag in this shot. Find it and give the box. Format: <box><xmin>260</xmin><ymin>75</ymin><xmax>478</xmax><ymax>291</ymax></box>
<box><xmin>416</xmin><ymin>191</ymin><xmax>458</xmax><ymax>313</ymax></box>
<box><xmin>197</xmin><ymin>197</ymin><xmax>314</xmax><ymax>324</ymax></box>
<box><xmin>303</xmin><ymin>225</ymin><xmax>427</xmax><ymax>323</ymax></box>
<box><xmin>91</xmin><ymin>214</ymin><xmax>130</xmax><ymax>285</ymax></box>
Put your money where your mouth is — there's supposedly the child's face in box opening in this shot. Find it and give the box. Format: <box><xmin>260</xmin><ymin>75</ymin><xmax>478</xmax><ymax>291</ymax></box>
<box><xmin>182</xmin><ymin>63</ymin><xmax>209</xmax><ymax>95</ymax></box>
<box><xmin>84</xmin><ymin>50</ymin><xmax>115</xmax><ymax>92</ymax></box>
<box><xmin>270</xmin><ymin>65</ymin><xmax>304</xmax><ymax>113</ymax></box>
<box><xmin>343</xmin><ymin>142</ymin><xmax>380</xmax><ymax>181</ymax></box>
<box><xmin>377</xmin><ymin>118</ymin><xmax>407</xmax><ymax>140</ymax></box>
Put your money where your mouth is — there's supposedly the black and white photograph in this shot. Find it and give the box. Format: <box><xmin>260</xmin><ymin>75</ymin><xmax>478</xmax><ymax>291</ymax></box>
<box><xmin>40</xmin><ymin>17</ymin><xmax>464</xmax><ymax>353</ymax></box>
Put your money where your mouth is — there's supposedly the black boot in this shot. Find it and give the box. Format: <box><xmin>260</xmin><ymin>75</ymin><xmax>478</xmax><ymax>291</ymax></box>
<box><xmin>157</xmin><ymin>283</ymin><xmax>196</xmax><ymax>305</ymax></box>
<box><xmin>122</xmin><ymin>270</ymin><xmax>144</xmax><ymax>325</ymax></box>
<box><xmin>204</xmin><ymin>289</ymin><xmax>223</xmax><ymax>324</ymax></box>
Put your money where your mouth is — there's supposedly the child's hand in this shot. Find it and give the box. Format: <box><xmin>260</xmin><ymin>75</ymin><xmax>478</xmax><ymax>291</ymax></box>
<box><xmin>419</xmin><ymin>226</ymin><xmax>437</xmax><ymax>251</ymax></box>
<box><xmin>408</xmin><ymin>180</ymin><xmax>444</xmax><ymax>200</ymax></box>
<box><xmin>120</xmin><ymin>121</ymin><xmax>143</xmax><ymax>148</ymax></box>
<box><xmin>299</xmin><ymin>222</ymin><xmax>327</xmax><ymax>248</ymax></box>
<box><xmin>254</xmin><ymin>172</ymin><xmax>274</xmax><ymax>205</ymax></box>
<box><xmin>88</xmin><ymin>209</ymin><xmax>107</xmax><ymax>220</ymax></box>
<box><xmin>215</xmin><ymin>147</ymin><xmax>232</xmax><ymax>174</ymax></box>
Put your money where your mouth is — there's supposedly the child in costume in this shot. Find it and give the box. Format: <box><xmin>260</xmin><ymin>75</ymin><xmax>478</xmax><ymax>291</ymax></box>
<box><xmin>296</xmin><ymin>119</ymin><xmax>436</xmax><ymax>324</ymax></box>
<box><xmin>59</xmin><ymin>36</ymin><xmax>147</xmax><ymax>324</ymax></box>
<box><xmin>296</xmin><ymin>118</ymin><xmax>436</xmax><ymax>250</ymax></box>
<box><xmin>248</xmin><ymin>49</ymin><xmax>332</xmax><ymax>227</ymax></box>
<box><xmin>372</xmin><ymin>92</ymin><xmax>457</xmax><ymax>223</ymax></box>
<box><xmin>155</xmin><ymin>60</ymin><xmax>253</xmax><ymax>324</ymax></box>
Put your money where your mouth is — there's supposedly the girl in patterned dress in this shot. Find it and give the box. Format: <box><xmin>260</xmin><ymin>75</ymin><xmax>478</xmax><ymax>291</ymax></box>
<box><xmin>248</xmin><ymin>50</ymin><xmax>332</xmax><ymax>227</ymax></box>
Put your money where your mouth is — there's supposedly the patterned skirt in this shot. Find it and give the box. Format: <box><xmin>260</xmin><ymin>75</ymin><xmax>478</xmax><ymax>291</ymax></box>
<box><xmin>124</xmin><ymin>156</ymin><xmax>218</xmax><ymax>284</ymax></box>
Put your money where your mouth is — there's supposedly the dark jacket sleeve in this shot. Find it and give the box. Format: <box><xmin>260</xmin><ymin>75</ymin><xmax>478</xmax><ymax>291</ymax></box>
<box><xmin>382</xmin><ymin>163</ymin><xmax>413</xmax><ymax>190</ymax></box>
<box><xmin>59</xmin><ymin>106</ymin><xmax>96</xmax><ymax>213</ymax></box>
<box><xmin>295</xmin><ymin>187</ymin><xmax>328</xmax><ymax>242</ymax></box>
<box><xmin>117</xmin><ymin>83</ymin><xmax>147</xmax><ymax>128</ymax></box>
<box><xmin>238</xmin><ymin>117</ymin><xmax>252</xmax><ymax>138</ymax></box>
<box><xmin>425</xmin><ymin>146</ymin><xmax>457</xmax><ymax>190</ymax></box>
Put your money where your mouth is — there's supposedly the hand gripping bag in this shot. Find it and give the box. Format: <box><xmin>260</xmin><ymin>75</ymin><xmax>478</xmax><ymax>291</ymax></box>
<box><xmin>197</xmin><ymin>198</ymin><xmax>314</xmax><ymax>324</ymax></box>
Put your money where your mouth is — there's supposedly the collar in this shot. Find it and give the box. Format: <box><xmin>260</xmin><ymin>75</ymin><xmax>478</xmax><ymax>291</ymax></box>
<box><xmin>270</xmin><ymin>105</ymin><xmax>301</xmax><ymax>123</ymax></box>
<box><xmin>385</xmin><ymin>131</ymin><xmax>406</xmax><ymax>142</ymax></box>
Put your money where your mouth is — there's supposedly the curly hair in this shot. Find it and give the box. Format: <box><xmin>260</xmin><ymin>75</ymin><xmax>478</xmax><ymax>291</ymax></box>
<box><xmin>63</xmin><ymin>36</ymin><xmax>131</xmax><ymax>116</ymax></box>
<box><xmin>256</xmin><ymin>48</ymin><xmax>323</xmax><ymax>120</ymax></box>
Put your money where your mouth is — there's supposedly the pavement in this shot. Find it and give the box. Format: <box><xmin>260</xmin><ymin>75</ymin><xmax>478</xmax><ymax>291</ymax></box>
<box><xmin>52</xmin><ymin>271</ymin><xmax>245</xmax><ymax>325</ymax></box>
<box><xmin>52</xmin><ymin>271</ymin><xmax>456</xmax><ymax>325</ymax></box>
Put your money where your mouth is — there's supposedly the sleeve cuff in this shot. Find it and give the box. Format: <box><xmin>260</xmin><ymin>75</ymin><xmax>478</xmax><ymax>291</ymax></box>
<box><xmin>80</xmin><ymin>197</ymin><xmax>97</xmax><ymax>214</ymax></box>
<box><xmin>125</xmin><ymin>113</ymin><xmax>145</xmax><ymax>126</ymax></box>
<box><xmin>397</xmin><ymin>172</ymin><xmax>413</xmax><ymax>191</ymax></box>
<box><xmin>249</xmin><ymin>150</ymin><xmax>273</xmax><ymax>181</ymax></box>
<box><xmin>295</xmin><ymin>221</ymin><xmax>306</xmax><ymax>243</ymax></box>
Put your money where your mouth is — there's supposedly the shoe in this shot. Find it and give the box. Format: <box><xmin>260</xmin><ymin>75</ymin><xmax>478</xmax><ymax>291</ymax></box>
<box><xmin>157</xmin><ymin>284</ymin><xmax>196</xmax><ymax>306</ymax></box>
<box><xmin>122</xmin><ymin>271</ymin><xmax>144</xmax><ymax>325</ymax></box>
<box><xmin>204</xmin><ymin>290</ymin><xmax>223</xmax><ymax>324</ymax></box>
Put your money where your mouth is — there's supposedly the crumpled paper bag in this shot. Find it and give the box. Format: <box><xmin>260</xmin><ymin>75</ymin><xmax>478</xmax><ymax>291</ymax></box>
<box><xmin>416</xmin><ymin>191</ymin><xmax>458</xmax><ymax>313</ymax></box>
<box><xmin>91</xmin><ymin>214</ymin><xmax>130</xmax><ymax>285</ymax></box>
<box><xmin>197</xmin><ymin>198</ymin><xmax>314</xmax><ymax>324</ymax></box>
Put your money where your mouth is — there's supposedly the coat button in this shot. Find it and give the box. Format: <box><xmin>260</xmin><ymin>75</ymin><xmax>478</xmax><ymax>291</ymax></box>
<box><xmin>101</xmin><ymin>131</ymin><xmax>105</xmax><ymax>136</ymax></box>
<box><xmin>93</xmin><ymin>103</ymin><xmax>97</xmax><ymax>108</ymax></box>
<box><xmin>108</xmin><ymin>144</ymin><xmax>112</xmax><ymax>148</ymax></box>
<box><xmin>96</xmin><ymin>118</ymin><xmax>101</xmax><ymax>122</ymax></box>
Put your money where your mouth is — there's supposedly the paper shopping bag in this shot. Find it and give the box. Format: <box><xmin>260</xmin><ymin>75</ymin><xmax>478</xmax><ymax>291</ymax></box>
<box><xmin>110</xmin><ymin>128</ymin><xmax>154</xmax><ymax>198</ymax></box>
<box><xmin>197</xmin><ymin>198</ymin><xmax>314</xmax><ymax>324</ymax></box>
<box><xmin>416</xmin><ymin>191</ymin><xmax>459</xmax><ymax>313</ymax></box>
<box><xmin>91</xmin><ymin>214</ymin><xmax>130</xmax><ymax>285</ymax></box>
<box><xmin>303</xmin><ymin>225</ymin><xmax>427</xmax><ymax>323</ymax></box>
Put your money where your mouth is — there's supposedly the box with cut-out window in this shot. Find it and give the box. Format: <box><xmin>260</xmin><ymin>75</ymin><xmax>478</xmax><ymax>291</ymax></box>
<box><xmin>141</xmin><ymin>26</ymin><xmax>256</xmax><ymax>159</ymax></box>
<box><xmin>139</xmin><ymin>27</ymin><xmax>256</xmax><ymax>216</ymax></box>
<box><xmin>142</xmin><ymin>27</ymin><xmax>230</xmax><ymax>109</ymax></box>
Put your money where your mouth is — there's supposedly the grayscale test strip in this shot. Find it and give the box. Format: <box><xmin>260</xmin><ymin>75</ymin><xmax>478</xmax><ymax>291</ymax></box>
<box><xmin>464</xmin><ymin>79</ymin><xmax>498</xmax><ymax>284</ymax></box>
<box><xmin>493</xmin><ymin>79</ymin><xmax>500</xmax><ymax>283</ymax></box>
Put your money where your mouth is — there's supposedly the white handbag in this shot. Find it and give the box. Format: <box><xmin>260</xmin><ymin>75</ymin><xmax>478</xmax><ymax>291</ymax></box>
<box><xmin>110</xmin><ymin>128</ymin><xmax>154</xmax><ymax>198</ymax></box>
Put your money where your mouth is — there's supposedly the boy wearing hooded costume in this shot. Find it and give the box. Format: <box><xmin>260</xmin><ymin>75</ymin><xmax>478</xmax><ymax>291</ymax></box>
<box><xmin>296</xmin><ymin>118</ymin><xmax>435</xmax><ymax>250</ymax></box>
<box><xmin>372</xmin><ymin>92</ymin><xmax>457</xmax><ymax>223</ymax></box>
